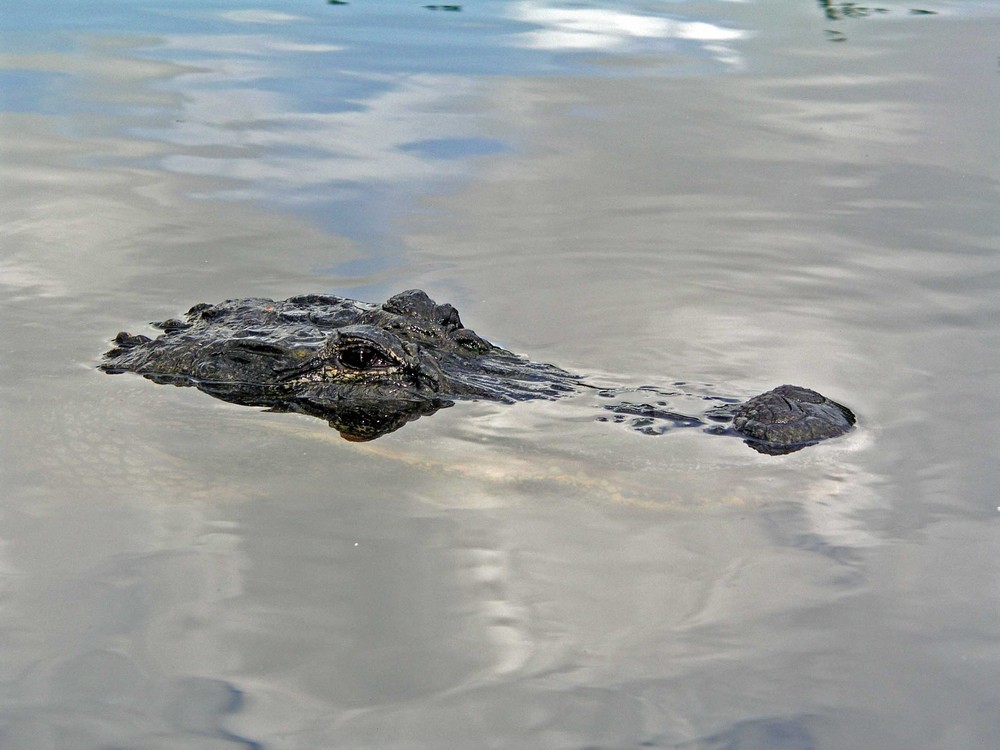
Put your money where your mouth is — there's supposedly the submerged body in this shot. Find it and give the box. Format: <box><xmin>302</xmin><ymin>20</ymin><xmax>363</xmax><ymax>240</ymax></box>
<box><xmin>101</xmin><ymin>290</ymin><xmax>855</xmax><ymax>452</ymax></box>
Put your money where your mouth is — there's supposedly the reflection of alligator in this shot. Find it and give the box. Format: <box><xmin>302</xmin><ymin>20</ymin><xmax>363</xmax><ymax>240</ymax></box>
<box><xmin>101</xmin><ymin>290</ymin><xmax>855</xmax><ymax>453</ymax></box>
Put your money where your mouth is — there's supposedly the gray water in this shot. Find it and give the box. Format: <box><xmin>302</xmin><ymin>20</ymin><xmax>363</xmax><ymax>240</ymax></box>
<box><xmin>2</xmin><ymin>1</ymin><xmax>998</xmax><ymax>748</ymax></box>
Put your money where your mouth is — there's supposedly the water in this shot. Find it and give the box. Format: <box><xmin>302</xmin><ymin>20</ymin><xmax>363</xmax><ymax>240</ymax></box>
<box><xmin>1</xmin><ymin>1</ymin><xmax>998</xmax><ymax>748</ymax></box>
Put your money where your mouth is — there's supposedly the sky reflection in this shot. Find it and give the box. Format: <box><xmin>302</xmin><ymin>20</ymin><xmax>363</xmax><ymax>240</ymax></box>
<box><xmin>123</xmin><ymin>1</ymin><xmax>749</xmax><ymax>252</ymax></box>
<box><xmin>0</xmin><ymin>1</ymin><xmax>755</xmax><ymax>253</ymax></box>
<box><xmin>154</xmin><ymin>71</ymin><xmax>490</xmax><ymax>191</ymax></box>
<box><xmin>510</xmin><ymin>1</ymin><xmax>746</xmax><ymax>63</ymax></box>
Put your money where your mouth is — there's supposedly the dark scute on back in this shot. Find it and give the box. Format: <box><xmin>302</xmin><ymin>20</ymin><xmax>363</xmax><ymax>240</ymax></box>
<box><xmin>731</xmin><ymin>384</ymin><xmax>856</xmax><ymax>454</ymax></box>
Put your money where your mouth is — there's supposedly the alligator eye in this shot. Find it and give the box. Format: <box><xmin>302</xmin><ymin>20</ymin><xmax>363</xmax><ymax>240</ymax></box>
<box><xmin>339</xmin><ymin>344</ymin><xmax>395</xmax><ymax>371</ymax></box>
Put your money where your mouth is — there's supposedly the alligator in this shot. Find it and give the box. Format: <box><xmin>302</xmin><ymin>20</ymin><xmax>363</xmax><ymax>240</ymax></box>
<box><xmin>100</xmin><ymin>289</ymin><xmax>855</xmax><ymax>453</ymax></box>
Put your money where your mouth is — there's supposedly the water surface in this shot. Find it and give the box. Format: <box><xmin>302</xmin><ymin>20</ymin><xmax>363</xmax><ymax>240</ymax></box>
<box><xmin>1</xmin><ymin>2</ymin><xmax>998</xmax><ymax>748</ymax></box>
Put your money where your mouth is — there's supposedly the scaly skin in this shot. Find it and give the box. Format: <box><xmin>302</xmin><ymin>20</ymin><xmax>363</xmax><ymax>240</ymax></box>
<box><xmin>101</xmin><ymin>290</ymin><xmax>854</xmax><ymax>451</ymax></box>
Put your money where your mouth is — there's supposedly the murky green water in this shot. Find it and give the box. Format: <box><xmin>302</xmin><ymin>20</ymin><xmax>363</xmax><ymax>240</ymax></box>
<box><xmin>2</xmin><ymin>2</ymin><xmax>998</xmax><ymax>748</ymax></box>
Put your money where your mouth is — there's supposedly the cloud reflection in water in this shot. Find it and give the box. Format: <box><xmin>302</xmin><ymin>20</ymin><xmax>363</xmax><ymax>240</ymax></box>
<box><xmin>510</xmin><ymin>1</ymin><xmax>747</xmax><ymax>67</ymax></box>
<box><xmin>145</xmin><ymin>3</ymin><xmax>748</xmax><ymax>213</ymax></box>
<box><xmin>157</xmin><ymin>73</ymin><xmax>491</xmax><ymax>197</ymax></box>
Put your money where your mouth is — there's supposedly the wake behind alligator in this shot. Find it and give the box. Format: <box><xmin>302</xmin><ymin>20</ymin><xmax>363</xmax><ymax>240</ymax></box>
<box><xmin>100</xmin><ymin>290</ymin><xmax>855</xmax><ymax>454</ymax></box>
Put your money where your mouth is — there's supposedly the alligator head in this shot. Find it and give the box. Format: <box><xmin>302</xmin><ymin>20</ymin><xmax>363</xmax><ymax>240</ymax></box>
<box><xmin>101</xmin><ymin>289</ymin><xmax>580</xmax><ymax>440</ymax></box>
